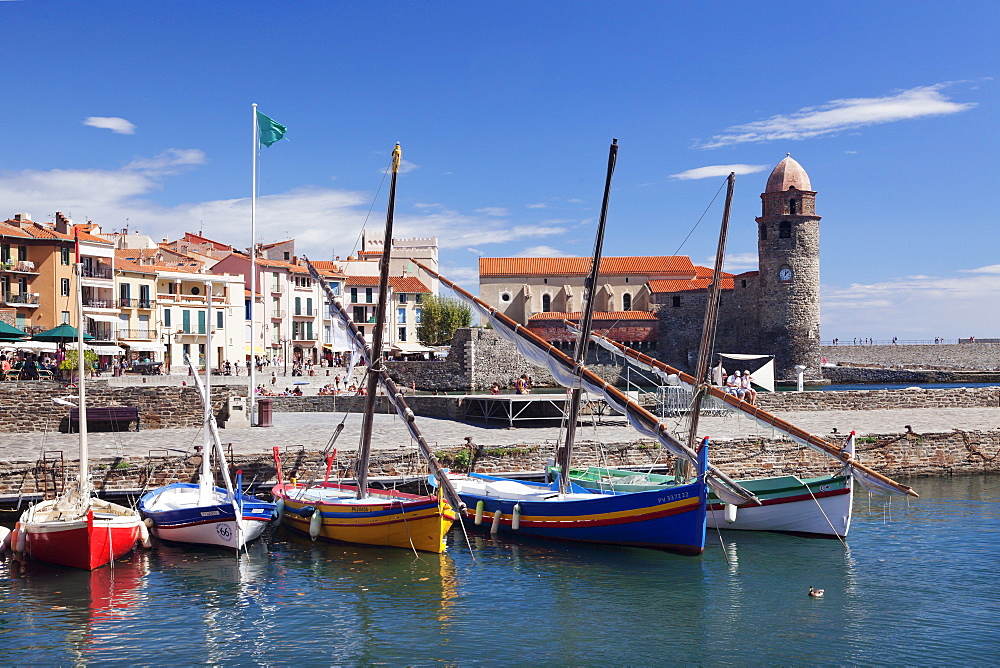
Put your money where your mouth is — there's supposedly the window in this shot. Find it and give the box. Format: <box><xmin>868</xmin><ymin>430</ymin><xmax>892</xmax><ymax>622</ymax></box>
<box><xmin>139</xmin><ymin>284</ymin><xmax>150</xmax><ymax>306</ymax></box>
<box><xmin>283</xmin><ymin>252</ymin><xmax>290</xmax><ymax>260</ymax></box>
<box><xmin>306</xmin><ymin>322</ymin><xmax>313</xmax><ymax>340</ymax></box>
<box><xmin>779</xmin><ymin>221</ymin><xmax>791</xmax><ymax>239</ymax></box>
<box><xmin>415</xmin><ymin>307</ymin><xmax>422</xmax><ymax>324</ymax></box>
<box><xmin>542</xmin><ymin>294</ymin><xmax>551</xmax><ymax>312</ymax></box>
<box><xmin>293</xmin><ymin>321</ymin><xmax>300</xmax><ymax>339</ymax></box>
<box><xmin>399</xmin><ymin>327</ymin><xmax>407</xmax><ymax>342</ymax></box>
<box><xmin>16</xmin><ymin>313</ymin><xmax>26</xmax><ymax>329</ymax></box>
<box><xmin>164</xmin><ymin>309</ymin><xmax>172</xmax><ymax>328</ymax></box>
<box><xmin>295</xmin><ymin>297</ymin><xmax>302</xmax><ymax>315</ymax></box>
<box><xmin>191</xmin><ymin>286</ymin><xmax>200</xmax><ymax>295</ymax></box>
<box><xmin>741</xmin><ymin>279</ymin><xmax>747</xmax><ymax>288</ymax></box>
<box><xmin>500</xmin><ymin>293</ymin><xmax>511</xmax><ymax>302</ymax></box>
<box><xmin>197</xmin><ymin>310</ymin><xmax>206</xmax><ymax>334</ymax></box>
<box><xmin>182</xmin><ymin>309</ymin><xmax>191</xmax><ymax>332</ymax></box>
<box><xmin>120</xmin><ymin>283</ymin><xmax>131</xmax><ymax>304</ymax></box>
<box><xmin>60</xmin><ymin>278</ymin><xmax>70</xmax><ymax>296</ymax></box>
<box><xmin>216</xmin><ymin>310</ymin><xmax>223</xmax><ymax>329</ymax></box>
<box><xmin>365</xmin><ymin>288</ymin><xmax>373</xmax><ymax>304</ymax></box>
<box><xmin>272</xmin><ymin>297</ymin><xmax>280</xmax><ymax>316</ymax></box>
<box><xmin>398</xmin><ymin>307</ymin><xmax>406</xmax><ymax>324</ymax></box>
<box><xmin>353</xmin><ymin>306</ymin><xmax>366</xmax><ymax>322</ymax></box>
<box><xmin>0</xmin><ymin>245</ymin><xmax>8</xmax><ymax>263</ymax></box>
<box><xmin>622</xmin><ymin>293</ymin><xmax>632</xmax><ymax>311</ymax></box>
<box><xmin>672</xmin><ymin>296</ymin><xmax>681</xmax><ymax>308</ymax></box>
<box><xmin>399</xmin><ymin>293</ymin><xmax>407</xmax><ymax>304</ymax></box>
<box><xmin>61</xmin><ymin>247</ymin><xmax>70</xmax><ymax>265</ymax></box>
<box><xmin>17</xmin><ymin>246</ymin><xmax>27</xmax><ymax>261</ymax></box>
<box><xmin>61</xmin><ymin>311</ymin><xmax>70</xmax><ymax>324</ymax></box>
<box><xmin>760</xmin><ymin>224</ymin><xmax>767</xmax><ymax>241</ymax></box>
<box><xmin>351</xmin><ymin>287</ymin><xmax>358</xmax><ymax>303</ymax></box>
<box><xmin>306</xmin><ymin>298</ymin><xmax>313</xmax><ymax>316</ymax></box>
<box><xmin>789</xmin><ymin>198</ymin><xmax>799</xmax><ymax>215</ymax></box>
<box><xmin>415</xmin><ymin>294</ymin><xmax>422</xmax><ymax>304</ymax></box>
<box><xmin>168</xmin><ymin>282</ymin><xmax>176</xmax><ymax>295</ymax></box>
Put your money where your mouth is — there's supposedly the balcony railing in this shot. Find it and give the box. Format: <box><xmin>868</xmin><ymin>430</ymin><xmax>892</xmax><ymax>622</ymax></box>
<box><xmin>2</xmin><ymin>292</ymin><xmax>40</xmax><ymax>305</ymax></box>
<box><xmin>82</xmin><ymin>265</ymin><xmax>113</xmax><ymax>280</ymax></box>
<box><xmin>117</xmin><ymin>329</ymin><xmax>158</xmax><ymax>340</ymax></box>
<box><xmin>119</xmin><ymin>298</ymin><xmax>154</xmax><ymax>308</ymax></box>
<box><xmin>0</xmin><ymin>261</ymin><xmax>39</xmax><ymax>274</ymax></box>
<box><xmin>82</xmin><ymin>299</ymin><xmax>113</xmax><ymax>309</ymax></box>
<box><xmin>270</xmin><ymin>285</ymin><xmax>284</xmax><ymax>294</ymax></box>
<box><xmin>271</xmin><ymin>310</ymin><xmax>286</xmax><ymax>319</ymax></box>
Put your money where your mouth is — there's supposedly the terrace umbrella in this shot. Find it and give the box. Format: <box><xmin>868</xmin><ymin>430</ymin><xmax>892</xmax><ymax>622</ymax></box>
<box><xmin>31</xmin><ymin>324</ymin><xmax>95</xmax><ymax>343</ymax></box>
<box><xmin>0</xmin><ymin>321</ymin><xmax>28</xmax><ymax>341</ymax></box>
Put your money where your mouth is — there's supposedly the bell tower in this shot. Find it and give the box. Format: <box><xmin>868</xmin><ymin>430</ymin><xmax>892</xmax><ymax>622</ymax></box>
<box><xmin>756</xmin><ymin>154</ymin><xmax>822</xmax><ymax>381</ymax></box>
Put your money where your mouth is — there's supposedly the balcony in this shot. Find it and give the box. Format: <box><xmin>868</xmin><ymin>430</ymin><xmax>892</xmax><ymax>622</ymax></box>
<box><xmin>0</xmin><ymin>260</ymin><xmax>39</xmax><ymax>275</ymax></box>
<box><xmin>119</xmin><ymin>298</ymin><xmax>154</xmax><ymax>309</ymax></box>
<box><xmin>82</xmin><ymin>265</ymin><xmax>113</xmax><ymax>280</ymax></box>
<box><xmin>270</xmin><ymin>285</ymin><xmax>284</xmax><ymax>294</ymax></box>
<box><xmin>82</xmin><ymin>299</ymin><xmax>113</xmax><ymax>309</ymax></box>
<box><xmin>292</xmin><ymin>310</ymin><xmax>315</xmax><ymax>318</ymax></box>
<box><xmin>117</xmin><ymin>328</ymin><xmax>158</xmax><ymax>340</ymax></box>
<box><xmin>271</xmin><ymin>310</ymin><xmax>286</xmax><ymax>319</ymax></box>
<box><xmin>2</xmin><ymin>292</ymin><xmax>40</xmax><ymax>307</ymax></box>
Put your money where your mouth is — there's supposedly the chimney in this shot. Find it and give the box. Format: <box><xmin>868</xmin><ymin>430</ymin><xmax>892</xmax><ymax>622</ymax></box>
<box><xmin>12</xmin><ymin>213</ymin><xmax>31</xmax><ymax>224</ymax></box>
<box><xmin>55</xmin><ymin>212</ymin><xmax>71</xmax><ymax>234</ymax></box>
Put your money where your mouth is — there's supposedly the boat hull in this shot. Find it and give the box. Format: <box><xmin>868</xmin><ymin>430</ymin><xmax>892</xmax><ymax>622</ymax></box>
<box><xmin>139</xmin><ymin>482</ymin><xmax>275</xmax><ymax>551</ymax></box>
<box><xmin>707</xmin><ymin>476</ymin><xmax>852</xmax><ymax>537</ymax></box>
<box><xmin>273</xmin><ymin>482</ymin><xmax>455</xmax><ymax>554</ymax></box>
<box><xmin>19</xmin><ymin>499</ymin><xmax>142</xmax><ymax>570</ymax></box>
<box><xmin>449</xmin><ymin>473</ymin><xmax>706</xmax><ymax>555</ymax></box>
<box><xmin>567</xmin><ymin>467</ymin><xmax>852</xmax><ymax>538</ymax></box>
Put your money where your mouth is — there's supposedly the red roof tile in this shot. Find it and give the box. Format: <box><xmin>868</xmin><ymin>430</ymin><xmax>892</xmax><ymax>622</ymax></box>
<box><xmin>528</xmin><ymin>311</ymin><xmax>658</xmax><ymax>321</ymax></box>
<box><xmin>480</xmin><ymin>256</ymin><xmax>696</xmax><ymax>278</ymax></box>
<box><xmin>647</xmin><ymin>277</ymin><xmax>735</xmax><ymax>293</ymax></box>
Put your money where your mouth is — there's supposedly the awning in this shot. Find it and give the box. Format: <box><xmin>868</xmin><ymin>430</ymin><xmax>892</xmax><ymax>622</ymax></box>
<box><xmin>245</xmin><ymin>345</ymin><xmax>267</xmax><ymax>354</ymax></box>
<box><xmin>124</xmin><ymin>342</ymin><xmax>167</xmax><ymax>353</ymax></box>
<box><xmin>12</xmin><ymin>341</ymin><xmax>59</xmax><ymax>352</ymax></box>
<box><xmin>86</xmin><ymin>314</ymin><xmax>122</xmax><ymax>324</ymax></box>
<box><xmin>88</xmin><ymin>344</ymin><xmax>125</xmax><ymax>355</ymax></box>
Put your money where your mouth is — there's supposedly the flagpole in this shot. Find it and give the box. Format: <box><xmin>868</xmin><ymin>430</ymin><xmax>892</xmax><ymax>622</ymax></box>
<box><xmin>249</xmin><ymin>103</ymin><xmax>258</xmax><ymax>425</ymax></box>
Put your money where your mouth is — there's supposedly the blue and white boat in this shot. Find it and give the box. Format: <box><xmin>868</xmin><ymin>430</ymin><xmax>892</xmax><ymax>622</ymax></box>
<box><xmin>140</xmin><ymin>282</ymin><xmax>274</xmax><ymax>551</ymax></box>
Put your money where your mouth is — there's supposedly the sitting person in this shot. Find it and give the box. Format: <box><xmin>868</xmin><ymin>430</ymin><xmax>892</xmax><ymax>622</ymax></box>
<box><xmin>741</xmin><ymin>370</ymin><xmax>758</xmax><ymax>405</ymax></box>
<box><xmin>515</xmin><ymin>374</ymin><xmax>529</xmax><ymax>395</ymax></box>
<box><xmin>490</xmin><ymin>382</ymin><xmax>500</xmax><ymax>395</ymax></box>
<box><xmin>724</xmin><ymin>370</ymin><xmax>746</xmax><ymax>399</ymax></box>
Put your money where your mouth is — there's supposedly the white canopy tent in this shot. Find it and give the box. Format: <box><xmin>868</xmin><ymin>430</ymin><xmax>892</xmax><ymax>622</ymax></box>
<box><xmin>713</xmin><ymin>353</ymin><xmax>775</xmax><ymax>392</ymax></box>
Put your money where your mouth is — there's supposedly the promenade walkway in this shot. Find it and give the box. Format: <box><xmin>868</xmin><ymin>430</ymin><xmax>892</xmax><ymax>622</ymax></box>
<box><xmin>1</xmin><ymin>406</ymin><xmax>996</xmax><ymax>463</ymax></box>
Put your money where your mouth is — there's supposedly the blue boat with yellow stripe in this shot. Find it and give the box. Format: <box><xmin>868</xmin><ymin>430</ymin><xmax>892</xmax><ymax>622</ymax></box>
<box><xmin>434</xmin><ymin>443</ymin><xmax>707</xmax><ymax>555</ymax></box>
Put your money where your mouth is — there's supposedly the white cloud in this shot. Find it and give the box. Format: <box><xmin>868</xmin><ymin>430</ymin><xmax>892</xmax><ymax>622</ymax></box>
<box><xmin>702</xmin><ymin>252</ymin><xmax>759</xmax><ymax>273</ymax></box>
<box><xmin>474</xmin><ymin>207</ymin><xmax>509</xmax><ymax>217</ymax></box>
<box><xmin>397</xmin><ymin>159</ymin><xmax>419</xmax><ymax>174</ymax></box>
<box><xmin>438</xmin><ymin>265</ymin><xmax>480</xmax><ymax>286</ymax></box>
<box><xmin>526</xmin><ymin>202</ymin><xmax>548</xmax><ymax>209</ymax></box>
<box><xmin>0</xmin><ymin>151</ymin><xmax>567</xmax><ymax>261</ymax></box>
<box><xmin>701</xmin><ymin>84</ymin><xmax>975</xmax><ymax>149</ymax></box>
<box><xmin>671</xmin><ymin>164</ymin><xmax>768</xmax><ymax>180</ymax></box>
<box><xmin>520</xmin><ymin>245</ymin><xmax>569</xmax><ymax>257</ymax></box>
<box><xmin>83</xmin><ymin>116</ymin><xmax>136</xmax><ymax>135</ymax></box>
<box><xmin>822</xmin><ymin>270</ymin><xmax>1000</xmax><ymax>339</ymax></box>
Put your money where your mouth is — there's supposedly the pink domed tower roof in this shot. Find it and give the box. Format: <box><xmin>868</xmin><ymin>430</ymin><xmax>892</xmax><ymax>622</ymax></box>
<box><xmin>765</xmin><ymin>154</ymin><xmax>812</xmax><ymax>193</ymax></box>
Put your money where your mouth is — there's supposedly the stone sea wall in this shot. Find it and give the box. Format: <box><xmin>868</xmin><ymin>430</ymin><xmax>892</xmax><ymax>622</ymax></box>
<box><xmin>0</xmin><ymin>381</ymin><xmax>244</xmax><ymax>433</ymax></box>
<box><xmin>2</xmin><ymin>427</ymin><xmax>996</xmax><ymax>501</ymax></box>
<box><xmin>820</xmin><ymin>343</ymin><xmax>1000</xmax><ymax>371</ymax></box>
<box><xmin>755</xmin><ymin>386</ymin><xmax>999</xmax><ymax>412</ymax></box>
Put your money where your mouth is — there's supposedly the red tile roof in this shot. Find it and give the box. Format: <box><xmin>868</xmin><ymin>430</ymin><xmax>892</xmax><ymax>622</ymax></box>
<box><xmin>647</xmin><ymin>276</ymin><xmax>735</xmax><ymax>293</ymax></box>
<box><xmin>528</xmin><ymin>311</ymin><xmax>658</xmax><ymax>321</ymax></box>
<box><xmin>345</xmin><ymin>276</ymin><xmax>430</xmax><ymax>292</ymax></box>
<box><xmin>480</xmin><ymin>256</ymin><xmax>696</xmax><ymax>278</ymax></box>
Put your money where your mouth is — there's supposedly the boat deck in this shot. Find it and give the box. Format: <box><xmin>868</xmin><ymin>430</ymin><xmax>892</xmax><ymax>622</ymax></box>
<box><xmin>460</xmin><ymin>394</ymin><xmax>615</xmax><ymax>428</ymax></box>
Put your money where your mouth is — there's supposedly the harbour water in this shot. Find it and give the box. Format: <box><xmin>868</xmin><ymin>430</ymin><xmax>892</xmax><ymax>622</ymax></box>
<box><xmin>2</xmin><ymin>475</ymin><xmax>998</xmax><ymax>665</ymax></box>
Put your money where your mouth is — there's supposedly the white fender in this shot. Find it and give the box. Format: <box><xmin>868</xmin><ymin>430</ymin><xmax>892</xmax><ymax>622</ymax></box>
<box><xmin>724</xmin><ymin>503</ymin><xmax>738</xmax><ymax>524</ymax></box>
<box><xmin>273</xmin><ymin>498</ymin><xmax>285</xmax><ymax>523</ymax></box>
<box><xmin>0</xmin><ymin>526</ymin><xmax>10</xmax><ymax>552</ymax></box>
<box><xmin>512</xmin><ymin>503</ymin><xmax>522</xmax><ymax>531</ymax></box>
<box><xmin>490</xmin><ymin>509</ymin><xmax>502</xmax><ymax>534</ymax></box>
<box><xmin>308</xmin><ymin>508</ymin><xmax>323</xmax><ymax>540</ymax></box>
<box><xmin>139</xmin><ymin>521</ymin><xmax>152</xmax><ymax>548</ymax></box>
<box><xmin>143</xmin><ymin>517</ymin><xmax>155</xmax><ymax>528</ymax></box>
<box><xmin>14</xmin><ymin>523</ymin><xmax>26</xmax><ymax>552</ymax></box>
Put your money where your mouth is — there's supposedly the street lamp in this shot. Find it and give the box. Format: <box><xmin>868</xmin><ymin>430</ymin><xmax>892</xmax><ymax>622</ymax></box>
<box><xmin>280</xmin><ymin>337</ymin><xmax>290</xmax><ymax>376</ymax></box>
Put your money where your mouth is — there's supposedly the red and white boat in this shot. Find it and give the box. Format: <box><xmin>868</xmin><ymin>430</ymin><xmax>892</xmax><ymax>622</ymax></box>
<box><xmin>12</xmin><ymin>247</ymin><xmax>145</xmax><ymax>570</ymax></box>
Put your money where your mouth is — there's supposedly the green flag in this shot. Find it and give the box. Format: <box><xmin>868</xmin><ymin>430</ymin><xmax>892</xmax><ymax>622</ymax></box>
<box><xmin>256</xmin><ymin>111</ymin><xmax>287</xmax><ymax>147</ymax></box>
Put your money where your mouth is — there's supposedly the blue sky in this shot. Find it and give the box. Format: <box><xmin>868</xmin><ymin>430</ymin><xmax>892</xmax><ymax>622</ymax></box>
<box><xmin>3</xmin><ymin>1</ymin><xmax>997</xmax><ymax>340</ymax></box>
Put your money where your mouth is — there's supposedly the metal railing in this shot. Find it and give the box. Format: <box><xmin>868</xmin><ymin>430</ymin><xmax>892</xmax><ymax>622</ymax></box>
<box><xmin>117</xmin><ymin>329</ymin><xmax>158</xmax><ymax>340</ymax></box>
<box><xmin>3</xmin><ymin>292</ymin><xmax>40</xmax><ymax>305</ymax></box>
<box><xmin>82</xmin><ymin>265</ymin><xmax>113</xmax><ymax>280</ymax></box>
<box><xmin>271</xmin><ymin>310</ymin><xmax>286</xmax><ymax>319</ymax></box>
<box><xmin>119</xmin><ymin>298</ymin><xmax>154</xmax><ymax>308</ymax></box>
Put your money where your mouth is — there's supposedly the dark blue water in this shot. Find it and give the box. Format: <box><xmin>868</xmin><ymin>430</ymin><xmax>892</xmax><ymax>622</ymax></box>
<box><xmin>2</xmin><ymin>475</ymin><xmax>998</xmax><ymax>665</ymax></box>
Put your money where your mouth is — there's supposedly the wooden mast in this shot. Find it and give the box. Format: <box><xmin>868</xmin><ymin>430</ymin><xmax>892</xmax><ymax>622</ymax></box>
<box><xmin>554</xmin><ymin>140</ymin><xmax>618</xmax><ymax>495</ymax></box>
<box><xmin>355</xmin><ymin>143</ymin><xmax>401</xmax><ymax>499</ymax></box>
<box><xmin>680</xmin><ymin>173</ymin><xmax>736</xmax><ymax>477</ymax></box>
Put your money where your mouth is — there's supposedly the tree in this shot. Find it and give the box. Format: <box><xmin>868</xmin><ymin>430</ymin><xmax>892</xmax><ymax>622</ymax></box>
<box><xmin>417</xmin><ymin>295</ymin><xmax>471</xmax><ymax>346</ymax></box>
<box><xmin>59</xmin><ymin>349</ymin><xmax>99</xmax><ymax>381</ymax></box>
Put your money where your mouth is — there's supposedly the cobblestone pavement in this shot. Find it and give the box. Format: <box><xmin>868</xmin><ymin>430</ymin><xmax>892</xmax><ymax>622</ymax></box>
<box><xmin>1</xmin><ymin>406</ymin><xmax>996</xmax><ymax>462</ymax></box>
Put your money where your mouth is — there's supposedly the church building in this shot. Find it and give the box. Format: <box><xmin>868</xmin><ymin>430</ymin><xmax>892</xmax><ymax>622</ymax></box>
<box><xmin>478</xmin><ymin>155</ymin><xmax>822</xmax><ymax>381</ymax></box>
